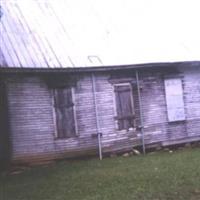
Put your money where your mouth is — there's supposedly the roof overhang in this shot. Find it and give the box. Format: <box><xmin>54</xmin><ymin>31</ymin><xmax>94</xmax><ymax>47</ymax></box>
<box><xmin>0</xmin><ymin>61</ymin><xmax>199</xmax><ymax>74</ymax></box>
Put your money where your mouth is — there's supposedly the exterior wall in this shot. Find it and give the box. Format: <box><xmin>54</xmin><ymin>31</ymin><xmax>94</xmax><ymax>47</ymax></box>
<box><xmin>94</xmin><ymin>73</ymin><xmax>141</xmax><ymax>153</ymax></box>
<box><xmin>5</xmin><ymin>66</ymin><xmax>200</xmax><ymax>163</ymax></box>
<box><xmin>0</xmin><ymin>79</ymin><xmax>10</xmax><ymax>168</ymax></box>
<box><xmin>179</xmin><ymin>66</ymin><xmax>200</xmax><ymax>139</ymax></box>
<box><xmin>140</xmin><ymin>70</ymin><xmax>187</xmax><ymax>146</ymax></box>
<box><xmin>134</xmin><ymin>67</ymin><xmax>200</xmax><ymax>147</ymax></box>
<box><xmin>6</xmin><ymin>75</ymin><xmax>98</xmax><ymax>163</ymax></box>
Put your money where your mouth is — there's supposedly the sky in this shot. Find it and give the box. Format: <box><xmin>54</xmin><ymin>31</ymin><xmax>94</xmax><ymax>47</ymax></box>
<box><xmin>89</xmin><ymin>0</ymin><xmax>200</xmax><ymax>65</ymax></box>
<box><xmin>1</xmin><ymin>0</ymin><xmax>200</xmax><ymax>67</ymax></box>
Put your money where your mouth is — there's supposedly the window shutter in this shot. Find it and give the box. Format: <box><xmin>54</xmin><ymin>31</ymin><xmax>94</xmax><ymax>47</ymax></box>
<box><xmin>54</xmin><ymin>88</ymin><xmax>76</xmax><ymax>138</ymax></box>
<box><xmin>114</xmin><ymin>85</ymin><xmax>135</xmax><ymax>130</ymax></box>
<box><xmin>164</xmin><ymin>78</ymin><xmax>185</xmax><ymax>122</ymax></box>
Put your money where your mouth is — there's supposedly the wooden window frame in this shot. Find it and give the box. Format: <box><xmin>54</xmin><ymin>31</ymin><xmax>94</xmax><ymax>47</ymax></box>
<box><xmin>52</xmin><ymin>87</ymin><xmax>78</xmax><ymax>139</ymax></box>
<box><xmin>113</xmin><ymin>82</ymin><xmax>135</xmax><ymax>131</ymax></box>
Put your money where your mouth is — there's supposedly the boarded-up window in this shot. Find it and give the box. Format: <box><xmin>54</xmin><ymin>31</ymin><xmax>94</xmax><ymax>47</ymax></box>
<box><xmin>53</xmin><ymin>88</ymin><xmax>77</xmax><ymax>138</ymax></box>
<box><xmin>164</xmin><ymin>78</ymin><xmax>185</xmax><ymax>122</ymax></box>
<box><xmin>114</xmin><ymin>84</ymin><xmax>135</xmax><ymax>130</ymax></box>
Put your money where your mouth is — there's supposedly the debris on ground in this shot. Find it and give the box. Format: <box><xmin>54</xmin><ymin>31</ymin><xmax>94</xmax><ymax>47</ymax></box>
<box><xmin>122</xmin><ymin>153</ymin><xmax>130</xmax><ymax>157</ymax></box>
<box><xmin>132</xmin><ymin>148</ymin><xmax>141</xmax><ymax>155</ymax></box>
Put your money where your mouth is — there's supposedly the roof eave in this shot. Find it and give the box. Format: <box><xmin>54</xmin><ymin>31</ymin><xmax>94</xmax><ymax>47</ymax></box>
<box><xmin>0</xmin><ymin>61</ymin><xmax>200</xmax><ymax>74</ymax></box>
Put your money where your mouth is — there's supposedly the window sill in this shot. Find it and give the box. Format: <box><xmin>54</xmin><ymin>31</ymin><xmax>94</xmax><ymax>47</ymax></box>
<box><xmin>54</xmin><ymin>135</ymin><xmax>79</xmax><ymax>141</ymax></box>
<box><xmin>168</xmin><ymin>119</ymin><xmax>186</xmax><ymax>124</ymax></box>
<box><xmin>116</xmin><ymin>127</ymin><xmax>137</xmax><ymax>134</ymax></box>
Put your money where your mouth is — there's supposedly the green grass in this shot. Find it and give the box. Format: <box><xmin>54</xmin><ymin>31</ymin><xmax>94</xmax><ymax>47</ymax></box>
<box><xmin>0</xmin><ymin>148</ymin><xmax>200</xmax><ymax>200</ymax></box>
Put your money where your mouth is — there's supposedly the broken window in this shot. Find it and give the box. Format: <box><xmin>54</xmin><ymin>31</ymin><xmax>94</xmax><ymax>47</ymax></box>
<box><xmin>164</xmin><ymin>78</ymin><xmax>185</xmax><ymax>122</ymax></box>
<box><xmin>53</xmin><ymin>87</ymin><xmax>77</xmax><ymax>138</ymax></box>
<box><xmin>114</xmin><ymin>83</ymin><xmax>135</xmax><ymax>130</ymax></box>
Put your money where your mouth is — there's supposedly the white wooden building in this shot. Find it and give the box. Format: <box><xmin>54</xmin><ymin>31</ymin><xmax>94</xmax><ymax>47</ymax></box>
<box><xmin>0</xmin><ymin>0</ymin><xmax>200</xmax><ymax>165</ymax></box>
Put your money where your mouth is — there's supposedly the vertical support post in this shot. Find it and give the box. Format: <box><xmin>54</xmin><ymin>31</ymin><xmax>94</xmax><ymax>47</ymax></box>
<box><xmin>98</xmin><ymin>132</ymin><xmax>102</xmax><ymax>160</ymax></box>
<box><xmin>92</xmin><ymin>73</ymin><xmax>102</xmax><ymax>160</ymax></box>
<box><xmin>135</xmin><ymin>70</ymin><xmax>146</xmax><ymax>154</ymax></box>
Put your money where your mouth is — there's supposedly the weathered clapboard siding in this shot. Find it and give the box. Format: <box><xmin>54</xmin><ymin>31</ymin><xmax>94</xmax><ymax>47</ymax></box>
<box><xmin>138</xmin><ymin>70</ymin><xmax>187</xmax><ymax>145</ymax></box>
<box><xmin>91</xmin><ymin>72</ymin><xmax>142</xmax><ymax>153</ymax></box>
<box><xmin>5</xmin><ymin>72</ymin><xmax>140</xmax><ymax>162</ymax></box>
<box><xmin>179</xmin><ymin>66</ymin><xmax>200</xmax><ymax>137</ymax></box>
<box><xmin>139</xmin><ymin>71</ymin><xmax>170</xmax><ymax>145</ymax></box>
<box><xmin>98</xmin><ymin>67</ymin><xmax>200</xmax><ymax>153</ymax></box>
<box><xmin>138</xmin><ymin>67</ymin><xmax>200</xmax><ymax>146</ymax></box>
<box><xmin>4</xmin><ymin>65</ymin><xmax>200</xmax><ymax>163</ymax></box>
<box><xmin>6</xmin><ymin>75</ymin><xmax>99</xmax><ymax>163</ymax></box>
<box><xmin>6</xmin><ymin>77</ymin><xmax>54</xmax><ymax>161</ymax></box>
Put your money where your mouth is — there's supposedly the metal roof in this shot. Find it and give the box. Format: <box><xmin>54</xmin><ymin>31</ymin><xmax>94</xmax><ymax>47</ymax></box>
<box><xmin>0</xmin><ymin>0</ymin><xmax>200</xmax><ymax>69</ymax></box>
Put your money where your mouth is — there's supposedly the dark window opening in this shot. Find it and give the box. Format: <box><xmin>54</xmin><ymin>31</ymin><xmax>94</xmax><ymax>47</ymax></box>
<box><xmin>114</xmin><ymin>84</ymin><xmax>135</xmax><ymax>130</ymax></box>
<box><xmin>53</xmin><ymin>87</ymin><xmax>77</xmax><ymax>138</ymax></box>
